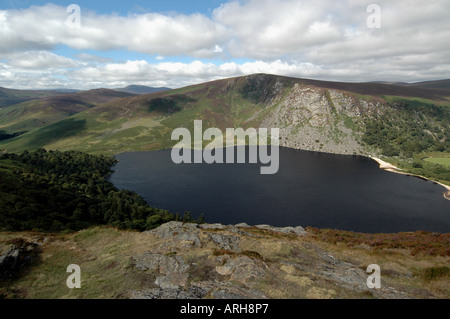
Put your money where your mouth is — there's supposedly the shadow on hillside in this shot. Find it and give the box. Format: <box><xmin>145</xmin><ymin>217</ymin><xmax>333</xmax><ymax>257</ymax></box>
<box><xmin>23</xmin><ymin>118</ymin><xmax>87</xmax><ymax>149</ymax></box>
<box><xmin>148</xmin><ymin>95</ymin><xmax>196</xmax><ymax>114</ymax></box>
<box><xmin>0</xmin><ymin>130</ymin><xmax>26</xmax><ymax>142</ymax></box>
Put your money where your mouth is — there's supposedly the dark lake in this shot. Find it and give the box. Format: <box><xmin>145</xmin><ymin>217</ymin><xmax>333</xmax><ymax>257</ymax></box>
<box><xmin>109</xmin><ymin>147</ymin><xmax>449</xmax><ymax>233</ymax></box>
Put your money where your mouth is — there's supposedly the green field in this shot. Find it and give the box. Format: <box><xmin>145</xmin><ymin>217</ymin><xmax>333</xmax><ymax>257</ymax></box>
<box><xmin>424</xmin><ymin>157</ymin><xmax>450</xmax><ymax>167</ymax></box>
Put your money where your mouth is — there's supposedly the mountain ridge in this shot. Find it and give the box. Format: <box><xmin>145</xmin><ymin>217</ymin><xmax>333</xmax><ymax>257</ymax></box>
<box><xmin>0</xmin><ymin>88</ymin><xmax>135</xmax><ymax>137</ymax></box>
<box><xmin>0</xmin><ymin>73</ymin><xmax>449</xmax><ymax>186</ymax></box>
<box><xmin>114</xmin><ymin>85</ymin><xmax>171</xmax><ymax>95</ymax></box>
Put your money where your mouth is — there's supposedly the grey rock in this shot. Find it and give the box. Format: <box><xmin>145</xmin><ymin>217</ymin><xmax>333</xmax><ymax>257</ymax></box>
<box><xmin>0</xmin><ymin>240</ymin><xmax>40</xmax><ymax>280</ymax></box>
<box><xmin>216</xmin><ymin>254</ymin><xmax>231</xmax><ymax>264</ymax></box>
<box><xmin>209</xmin><ymin>233</ymin><xmax>240</xmax><ymax>251</ymax></box>
<box><xmin>155</xmin><ymin>272</ymin><xmax>189</xmax><ymax>289</ymax></box>
<box><xmin>210</xmin><ymin>284</ymin><xmax>267</xmax><ymax>299</ymax></box>
<box><xmin>176</xmin><ymin>232</ymin><xmax>201</xmax><ymax>247</ymax></box>
<box><xmin>277</xmin><ymin>226</ymin><xmax>307</xmax><ymax>236</ymax></box>
<box><xmin>133</xmin><ymin>253</ymin><xmax>189</xmax><ymax>274</ymax></box>
<box><xmin>146</xmin><ymin>221</ymin><xmax>201</xmax><ymax>247</ymax></box>
<box><xmin>131</xmin><ymin>286</ymin><xmax>208</xmax><ymax>299</ymax></box>
<box><xmin>255</xmin><ymin>224</ymin><xmax>306</xmax><ymax>236</ymax></box>
<box><xmin>215</xmin><ymin>256</ymin><xmax>265</xmax><ymax>284</ymax></box>
<box><xmin>192</xmin><ymin>281</ymin><xmax>267</xmax><ymax>299</ymax></box>
<box><xmin>133</xmin><ymin>253</ymin><xmax>161</xmax><ymax>271</ymax></box>
<box><xmin>199</xmin><ymin>223</ymin><xmax>227</xmax><ymax>230</ymax></box>
<box><xmin>254</xmin><ymin>224</ymin><xmax>272</xmax><ymax>229</ymax></box>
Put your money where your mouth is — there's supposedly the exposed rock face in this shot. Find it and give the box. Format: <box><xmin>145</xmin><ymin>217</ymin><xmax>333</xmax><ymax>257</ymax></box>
<box><xmin>146</xmin><ymin>221</ymin><xmax>201</xmax><ymax>247</ymax></box>
<box><xmin>130</xmin><ymin>221</ymin><xmax>410</xmax><ymax>299</ymax></box>
<box><xmin>254</xmin><ymin>224</ymin><xmax>306</xmax><ymax>236</ymax></box>
<box><xmin>215</xmin><ymin>256</ymin><xmax>266</xmax><ymax>284</ymax></box>
<box><xmin>257</xmin><ymin>79</ymin><xmax>387</xmax><ymax>155</ymax></box>
<box><xmin>0</xmin><ymin>239</ymin><xmax>40</xmax><ymax>280</ymax></box>
<box><xmin>208</xmin><ymin>233</ymin><xmax>241</xmax><ymax>252</ymax></box>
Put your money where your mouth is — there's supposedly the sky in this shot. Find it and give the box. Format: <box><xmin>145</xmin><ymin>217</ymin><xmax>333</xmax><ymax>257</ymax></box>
<box><xmin>0</xmin><ymin>0</ymin><xmax>449</xmax><ymax>90</ymax></box>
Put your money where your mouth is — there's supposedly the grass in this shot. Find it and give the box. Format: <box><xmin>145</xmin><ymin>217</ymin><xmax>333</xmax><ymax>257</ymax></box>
<box><xmin>417</xmin><ymin>266</ymin><xmax>450</xmax><ymax>282</ymax></box>
<box><xmin>424</xmin><ymin>157</ymin><xmax>450</xmax><ymax>167</ymax></box>
<box><xmin>382</xmin><ymin>95</ymin><xmax>450</xmax><ymax>108</ymax></box>
<box><xmin>0</xmin><ymin>227</ymin><xmax>153</xmax><ymax>299</ymax></box>
<box><xmin>382</xmin><ymin>152</ymin><xmax>450</xmax><ymax>187</ymax></box>
<box><xmin>1</xmin><ymin>225</ymin><xmax>449</xmax><ymax>299</ymax></box>
<box><xmin>306</xmin><ymin>227</ymin><xmax>450</xmax><ymax>257</ymax></box>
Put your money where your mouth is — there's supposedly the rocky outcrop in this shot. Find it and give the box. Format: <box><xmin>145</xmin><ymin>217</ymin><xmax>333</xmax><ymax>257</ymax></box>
<box><xmin>0</xmin><ymin>239</ymin><xmax>40</xmax><ymax>280</ymax></box>
<box><xmin>260</xmin><ymin>81</ymin><xmax>387</xmax><ymax>155</ymax></box>
<box><xmin>130</xmin><ymin>221</ymin><xmax>410</xmax><ymax>299</ymax></box>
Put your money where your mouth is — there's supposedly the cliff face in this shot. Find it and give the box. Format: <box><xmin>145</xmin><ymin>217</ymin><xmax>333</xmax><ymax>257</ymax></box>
<box><xmin>237</xmin><ymin>74</ymin><xmax>384</xmax><ymax>155</ymax></box>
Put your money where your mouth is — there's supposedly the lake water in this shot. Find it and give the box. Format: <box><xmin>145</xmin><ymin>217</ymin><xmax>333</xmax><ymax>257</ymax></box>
<box><xmin>109</xmin><ymin>147</ymin><xmax>449</xmax><ymax>233</ymax></box>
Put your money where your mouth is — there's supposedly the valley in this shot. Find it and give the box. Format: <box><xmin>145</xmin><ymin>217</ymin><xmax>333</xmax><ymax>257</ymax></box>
<box><xmin>0</xmin><ymin>74</ymin><xmax>449</xmax><ymax>300</ymax></box>
<box><xmin>0</xmin><ymin>73</ymin><xmax>448</xmax><ymax>188</ymax></box>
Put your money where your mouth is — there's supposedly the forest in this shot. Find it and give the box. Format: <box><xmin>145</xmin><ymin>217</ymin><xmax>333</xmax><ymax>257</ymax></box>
<box><xmin>362</xmin><ymin>100</ymin><xmax>450</xmax><ymax>158</ymax></box>
<box><xmin>0</xmin><ymin>149</ymin><xmax>194</xmax><ymax>232</ymax></box>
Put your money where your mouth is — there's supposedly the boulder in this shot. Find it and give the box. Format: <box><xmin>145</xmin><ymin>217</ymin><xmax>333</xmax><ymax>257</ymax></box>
<box><xmin>208</xmin><ymin>233</ymin><xmax>240</xmax><ymax>251</ymax></box>
<box><xmin>0</xmin><ymin>239</ymin><xmax>40</xmax><ymax>280</ymax></box>
<box><xmin>216</xmin><ymin>256</ymin><xmax>265</xmax><ymax>284</ymax></box>
<box><xmin>155</xmin><ymin>272</ymin><xmax>189</xmax><ymax>289</ymax></box>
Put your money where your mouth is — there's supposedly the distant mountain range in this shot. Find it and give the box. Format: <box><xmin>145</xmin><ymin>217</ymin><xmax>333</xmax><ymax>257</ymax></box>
<box><xmin>114</xmin><ymin>85</ymin><xmax>171</xmax><ymax>95</ymax></box>
<box><xmin>0</xmin><ymin>85</ymin><xmax>170</xmax><ymax>109</ymax></box>
<box><xmin>0</xmin><ymin>87</ymin><xmax>63</xmax><ymax>108</ymax></box>
<box><xmin>0</xmin><ymin>74</ymin><xmax>448</xmax><ymax>159</ymax></box>
<box><xmin>371</xmin><ymin>79</ymin><xmax>450</xmax><ymax>90</ymax></box>
<box><xmin>0</xmin><ymin>89</ymin><xmax>134</xmax><ymax>136</ymax></box>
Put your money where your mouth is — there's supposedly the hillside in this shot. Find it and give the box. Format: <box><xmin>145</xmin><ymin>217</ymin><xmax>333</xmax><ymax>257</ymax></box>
<box><xmin>408</xmin><ymin>80</ymin><xmax>450</xmax><ymax>91</ymax></box>
<box><xmin>0</xmin><ymin>87</ymin><xmax>63</xmax><ymax>109</ymax></box>
<box><xmin>0</xmin><ymin>89</ymin><xmax>135</xmax><ymax>138</ymax></box>
<box><xmin>0</xmin><ymin>222</ymin><xmax>448</xmax><ymax>299</ymax></box>
<box><xmin>114</xmin><ymin>85</ymin><xmax>171</xmax><ymax>95</ymax></box>
<box><xmin>0</xmin><ymin>149</ymin><xmax>180</xmax><ymax>232</ymax></box>
<box><xmin>372</xmin><ymin>80</ymin><xmax>450</xmax><ymax>91</ymax></box>
<box><xmin>0</xmin><ymin>74</ymin><xmax>449</xmax><ymax>184</ymax></box>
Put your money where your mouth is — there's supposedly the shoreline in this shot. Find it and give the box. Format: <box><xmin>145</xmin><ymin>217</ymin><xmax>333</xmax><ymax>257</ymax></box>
<box><xmin>370</xmin><ymin>156</ymin><xmax>450</xmax><ymax>201</ymax></box>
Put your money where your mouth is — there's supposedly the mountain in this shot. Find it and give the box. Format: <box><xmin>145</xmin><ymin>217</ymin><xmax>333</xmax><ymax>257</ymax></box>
<box><xmin>372</xmin><ymin>80</ymin><xmax>450</xmax><ymax>91</ymax></box>
<box><xmin>408</xmin><ymin>79</ymin><xmax>450</xmax><ymax>91</ymax></box>
<box><xmin>0</xmin><ymin>89</ymin><xmax>135</xmax><ymax>138</ymax></box>
<box><xmin>0</xmin><ymin>87</ymin><xmax>65</xmax><ymax>108</ymax></box>
<box><xmin>114</xmin><ymin>85</ymin><xmax>171</xmax><ymax>95</ymax></box>
<box><xmin>0</xmin><ymin>74</ymin><xmax>449</xmax><ymax>171</ymax></box>
<box><xmin>52</xmin><ymin>89</ymin><xmax>81</xmax><ymax>93</ymax></box>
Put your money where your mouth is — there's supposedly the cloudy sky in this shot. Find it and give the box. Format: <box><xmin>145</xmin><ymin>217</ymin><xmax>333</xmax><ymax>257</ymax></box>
<box><xmin>0</xmin><ymin>0</ymin><xmax>449</xmax><ymax>89</ymax></box>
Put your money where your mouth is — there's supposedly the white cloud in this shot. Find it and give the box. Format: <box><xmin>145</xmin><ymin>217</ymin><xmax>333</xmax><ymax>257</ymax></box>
<box><xmin>0</xmin><ymin>4</ymin><xmax>229</xmax><ymax>58</ymax></box>
<box><xmin>1</xmin><ymin>56</ymin><xmax>449</xmax><ymax>90</ymax></box>
<box><xmin>0</xmin><ymin>1</ymin><xmax>449</xmax><ymax>89</ymax></box>
<box><xmin>1</xmin><ymin>51</ymin><xmax>80</xmax><ymax>69</ymax></box>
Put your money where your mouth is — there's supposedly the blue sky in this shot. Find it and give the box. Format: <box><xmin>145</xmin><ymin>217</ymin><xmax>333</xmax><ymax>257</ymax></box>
<box><xmin>1</xmin><ymin>0</ymin><xmax>227</xmax><ymax>64</ymax></box>
<box><xmin>0</xmin><ymin>1</ymin><xmax>449</xmax><ymax>89</ymax></box>
<box><xmin>1</xmin><ymin>0</ymin><xmax>223</xmax><ymax>15</ymax></box>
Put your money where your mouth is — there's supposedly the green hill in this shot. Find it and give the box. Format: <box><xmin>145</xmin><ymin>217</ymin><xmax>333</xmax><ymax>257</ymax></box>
<box><xmin>0</xmin><ymin>89</ymin><xmax>135</xmax><ymax>138</ymax></box>
<box><xmin>0</xmin><ymin>149</ymin><xmax>178</xmax><ymax>232</ymax></box>
<box><xmin>0</xmin><ymin>86</ymin><xmax>64</xmax><ymax>108</ymax></box>
<box><xmin>0</xmin><ymin>74</ymin><xmax>449</xmax><ymax>184</ymax></box>
<box><xmin>114</xmin><ymin>85</ymin><xmax>171</xmax><ymax>95</ymax></box>
<box><xmin>0</xmin><ymin>74</ymin><xmax>448</xmax><ymax>153</ymax></box>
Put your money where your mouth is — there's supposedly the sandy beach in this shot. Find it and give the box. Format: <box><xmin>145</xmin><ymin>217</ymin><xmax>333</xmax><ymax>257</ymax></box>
<box><xmin>370</xmin><ymin>156</ymin><xmax>450</xmax><ymax>201</ymax></box>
